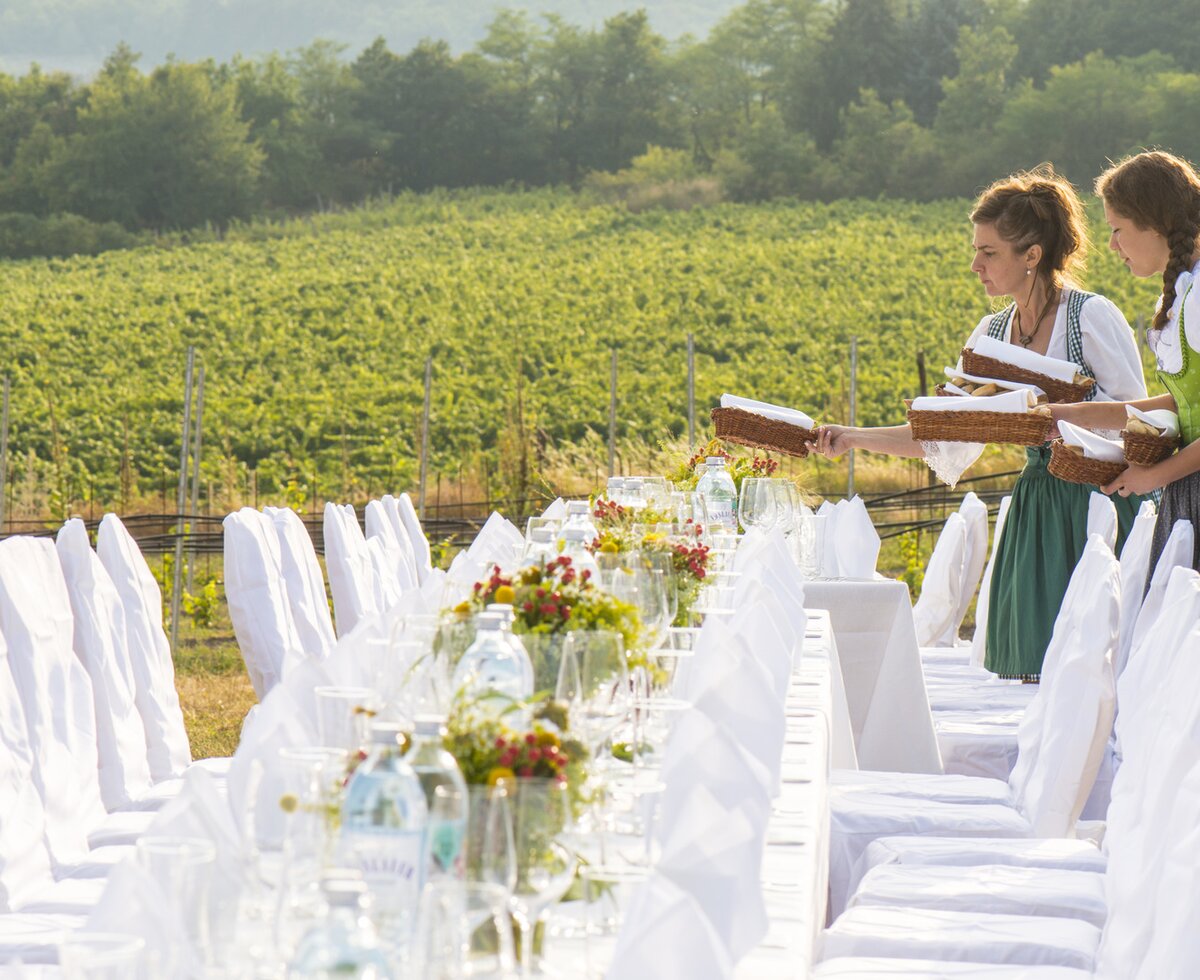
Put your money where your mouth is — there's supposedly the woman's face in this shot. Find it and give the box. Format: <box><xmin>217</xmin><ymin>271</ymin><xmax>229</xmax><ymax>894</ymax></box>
<box><xmin>1103</xmin><ymin>202</ymin><xmax>1170</xmax><ymax>278</ymax></box>
<box><xmin>970</xmin><ymin>223</ymin><xmax>1036</xmax><ymax>298</ymax></box>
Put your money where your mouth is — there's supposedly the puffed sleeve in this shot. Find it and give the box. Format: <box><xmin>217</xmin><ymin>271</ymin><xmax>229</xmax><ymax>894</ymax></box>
<box><xmin>953</xmin><ymin>314</ymin><xmax>995</xmax><ymax>372</ymax></box>
<box><xmin>1079</xmin><ymin>295</ymin><xmax>1148</xmax><ymax>402</ymax></box>
<box><xmin>1183</xmin><ymin>280</ymin><xmax>1200</xmax><ymax>355</ymax></box>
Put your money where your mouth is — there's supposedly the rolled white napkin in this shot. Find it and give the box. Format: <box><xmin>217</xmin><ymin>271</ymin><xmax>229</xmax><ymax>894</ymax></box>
<box><xmin>911</xmin><ymin>389</ymin><xmax>1036</xmax><ymax>414</ymax></box>
<box><xmin>720</xmin><ymin>393</ymin><xmax>814</xmax><ymax>429</ymax></box>
<box><xmin>606</xmin><ymin>872</ymin><xmax>734</xmax><ymax>980</ymax></box>
<box><xmin>1126</xmin><ymin>405</ymin><xmax>1181</xmax><ymax>439</ymax></box>
<box><xmin>655</xmin><ymin>784</ymin><xmax>769</xmax><ymax>961</ymax></box>
<box><xmin>943</xmin><ymin>367</ymin><xmax>1046</xmax><ymax>399</ymax></box>
<box><xmin>1059</xmin><ymin>420</ymin><xmax>1125</xmax><ymax>463</ymax></box>
<box><xmin>832</xmin><ymin>496</ymin><xmax>881</xmax><ymax>580</ymax></box>
<box><xmin>972</xmin><ymin>335</ymin><xmax>1084</xmax><ymax>383</ymax></box>
<box><xmin>941</xmin><ymin>381</ymin><xmax>972</xmax><ymax>397</ymax></box>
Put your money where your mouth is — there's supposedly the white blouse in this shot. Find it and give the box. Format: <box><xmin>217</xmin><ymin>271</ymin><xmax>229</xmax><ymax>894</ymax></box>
<box><xmin>1148</xmin><ymin>260</ymin><xmax>1200</xmax><ymax>375</ymax></box>
<box><xmin>961</xmin><ymin>289</ymin><xmax>1147</xmax><ymax>402</ymax></box>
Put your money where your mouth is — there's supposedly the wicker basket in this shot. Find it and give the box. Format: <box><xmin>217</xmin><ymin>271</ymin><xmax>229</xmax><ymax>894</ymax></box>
<box><xmin>711</xmin><ymin>406</ymin><xmax>814</xmax><ymax>458</ymax></box>
<box><xmin>906</xmin><ymin>406</ymin><xmax>1053</xmax><ymax>446</ymax></box>
<box><xmin>960</xmin><ymin>348</ymin><xmax>1094</xmax><ymax>403</ymax></box>
<box><xmin>1047</xmin><ymin>440</ymin><xmax>1127</xmax><ymax>486</ymax></box>
<box><xmin>1121</xmin><ymin>429</ymin><xmax>1179</xmax><ymax>467</ymax></box>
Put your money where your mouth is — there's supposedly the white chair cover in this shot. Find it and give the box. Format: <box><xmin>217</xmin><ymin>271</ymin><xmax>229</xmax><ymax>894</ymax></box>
<box><xmin>912</xmin><ymin>513</ymin><xmax>966</xmax><ymax>647</ymax></box>
<box><xmin>1086</xmin><ymin>492</ymin><xmax>1118</xmax><ymax>551</ymax></box>
<box><xmin>1122</xmin><ymin>518</ymin><xmax>1193</xmax><ymax>685</ymax></box>
<box><xmin>848</xmin><ymin>863</ymin><xmax>1108</xmax><ymax>927</ymax></box>
<box><xmin>55</xmin><ymin>519</ymin><xmax>154</xmax><ymax>811</ymax></box>
<box><xmin>815</xmin><ymin>959</ymin><xmax>1091</xmax><ymax>978</ymax></box>
<box><xmin>954</xmin><ymin>492</ymin><xmax>990</xmax><ymax>637</ymax></box>
<box><xmin>1112</xmin><ymin>500</ymin><xmax>1157</xmax><ymax>682</ymax></box>
<box><xmin>396</xmin><ymin>492</ymin><xmax>433</xmax><ymax>582</ymax></box>
<box><xmin>820</xmin><ymin>905</ymin><xmax>1100</xmax><ymax>970</ymax></box>
<box><xmin>96</xmin><ymin>514</ymin><xmax>192</xmax><ymax>782</ymax></box>
<box><xmin>322</xmin><ymin>502</ymin><xmax>379</xmax><ymax>637</ymax></box>
<box><xmin>380</xmin><ymin>494</ymin><xmax>421</xmax><ymax>586</ymax></box>
<box><xmin>0</xmin><ymin>626</ymin><xmax>56</xmax><ymax>911</ymax></box>
<box><xmin>970</xmin><ymin>495</ymin><xmax>1012</xmax><ymax>668</ymax></box>
<box><xmin>223</xmin><ymin>508</ymin><xmax>306</xmax><ymax>698</ymax></box>
<box><xmin>365</xmin><ymin>500</ymin><xmax>417</xmax><ymax>593</ymax></box>
<box><xmin>0</xmin><ymin>537</ymin><xmax>107</xmax><ymax>867</ymax></box>
<box><xmin>365</xmin><ymin>534</ymin><xmax>404</xmax><ymax>610</ymax></box>
<box><xmin>264</xmin><ymin>506</ymin><xmax>336</xmax><ymax>660</ymax></box>
<box><xmin>858</xmin><ymin>835</ymin><xmax>1105</xmax><ymax>877</ymax></box>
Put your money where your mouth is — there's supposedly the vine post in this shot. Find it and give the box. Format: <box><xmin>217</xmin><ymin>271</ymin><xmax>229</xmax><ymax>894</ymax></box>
<box><xmin>170</xmin><ymin>347</ymin><xmax>195</xmax><ymax>656</ymax></box>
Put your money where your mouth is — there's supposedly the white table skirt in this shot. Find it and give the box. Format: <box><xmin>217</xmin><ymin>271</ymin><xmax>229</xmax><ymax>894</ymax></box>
<box><xmin>803</xmin><ymin>581</ymin><xmax>942</xmax><ymax>775</ymax></box>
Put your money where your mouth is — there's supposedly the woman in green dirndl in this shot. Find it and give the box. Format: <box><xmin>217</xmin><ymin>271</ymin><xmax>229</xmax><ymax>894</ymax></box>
<box><xmin>1053</xmin><ymin>151</ymin><xmax>1200</xmax><ymax>577</ymax></box>
<box><xmin>814</xmin><ymin>168</ymin><xmax>1148</xmax><ymax>679</ymax></box>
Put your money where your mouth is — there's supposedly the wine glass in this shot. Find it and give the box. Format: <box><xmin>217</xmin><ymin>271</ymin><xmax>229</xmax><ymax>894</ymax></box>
<box><xmin>556</xmin><ymin>631</ymin><xmax>631</xmax><ymax>761</ymax></box>
<box><xmin>738</xmin><ymin>478</ymin><xmax>778</xmax><ymax>533</ymax></box>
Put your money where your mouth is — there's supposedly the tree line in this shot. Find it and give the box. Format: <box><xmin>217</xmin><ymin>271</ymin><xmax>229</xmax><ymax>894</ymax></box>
<box><xmin>1</xmin><ymin>0</ymin><xmax>1198</xmax><ymax>258</ymax></box>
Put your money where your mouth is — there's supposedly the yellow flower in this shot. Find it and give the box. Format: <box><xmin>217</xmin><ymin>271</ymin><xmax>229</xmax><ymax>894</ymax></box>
<box><xmin>452</xmin><ymin>600</ymin><xmax>471</xmax><ymax>617</ymax></box>
<box><xmin>599</xmin><ymin>539</ymin><xmax>620</xmax><ymax>554</ymax></box>
<box><xmin>494</xmin><ymin>585</ymin><xmax>516</xmax><ymax>605</ymax></box>
<box><xmin>641</xmin><ymin>532</ymin><xmax>664</xmax><ymax>545</ymax></box>
<box><xmin>487</xmin><ymin>767</ymin><xmax>516</xmax><ymax>788</ymax></box>
<box><xmin>278</xmin><ymin>793</ymin><xmax>299</xmax><ymax>814</ymax></box>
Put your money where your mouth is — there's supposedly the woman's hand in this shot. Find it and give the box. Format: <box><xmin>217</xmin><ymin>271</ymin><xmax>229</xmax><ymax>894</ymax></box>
<box><xmin>1103</xmin><ymin>463</ymin><xmax>1164</xmax><ymax>498</ymax></box>
<box><xmin>812</xmin><ymin>425</ymin><xmax>856</xmax><ymax>458</ymax></box>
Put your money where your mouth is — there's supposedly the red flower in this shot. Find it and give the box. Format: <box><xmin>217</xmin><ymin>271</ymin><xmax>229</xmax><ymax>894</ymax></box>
<box><xmin>523</xmin><ymin>601</ymin><xmax>534</xmax><ymax>612</ymax></box>
<box><xmin>581</xmin><ymin>569</ymin><xmax>592</xmax><ymax>581</ymax></box>
<box><xmin>528</xmin><ymin>748</ymin><xmax>542</xmax><ymax>762</ymax></box>
<box><xmin>536</xmin><ymin>588</ymin><xmax>546</xmax><ymax>599</ymax></box>
<box><xmin>494</xmin><ymin>737</ymin><xmax>506</xmax><ymax>749</ymax></box>
<box><xmin>519</xmin><ymin>767</ymin><xmax>534</xmax><ymax>778</ymax></box>
<box><xmin>540</xmin><ymin>603</ymin><xmax>557</xmax><ymax>616</ymax></box>
<box><xmin>561</xmin><ymin>606</ymin><xmax>571</xmax><ymax>620</ymax></box>
<box><xmin>525</xmin><ymin>733</ymin><xmax>537</xmax><ymax>745</ymax></box>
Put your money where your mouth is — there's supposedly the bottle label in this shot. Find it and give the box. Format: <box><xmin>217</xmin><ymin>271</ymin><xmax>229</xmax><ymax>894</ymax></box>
<box><xmin>342</xmin><ymin>828</ymin><xmax>425</xmax><ymax>913</ymax></box>
<box><xmin>427</xmin><ymin>818</ymin><xmax>466</xmax><ymax>879</ymax></box>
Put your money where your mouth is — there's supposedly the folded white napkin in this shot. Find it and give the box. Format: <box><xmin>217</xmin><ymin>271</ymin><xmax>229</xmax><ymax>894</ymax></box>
<box><xmin>659</xmin><ymin>709</ymin><xmax>773</xmax><ymax>833</ymax></box>
<box><xmin>86</xmin><ymin>860</ymin><xmax>195</xmax><ymax>977</ymax></box>
<box><xmin>541</xmin><ymin>497</ymin><xmax>568</xmax><ymax>520</ymax></box>
<box><xmin>818</xmin><ymin>501</ymin><xmax>841</xmax><ymax>577</ymax></box>
<box><xmin>725</xmin><ymin>593</ymin><xmax>793</xmax><ymax>698</ymax></box>
<box><xmin>831</xmin><ymin>496</ymin><xmax>881</xmax><ymax>580</ymax></box>
<box><xmin>692</xmin><ymin>643</ymin><xmax>786</xmax><ymax>787</ymax></box>
<box><xmin>1126</xmin><ymin>405</ymin><xmax>1181</xmax><ymax>438</ymax></box>
<box><xmin>943</xmin><ymin>367</ymin><xmax>1045</xmax><ymax>399</ymax></box>
<box><xmin>972</xmin><ymin>335</ymin><xmax>1083</xmax><ymax>382</ymax></box>
<box><xmin>911</xmin><ymin>389</ymin><xmax>1036</xmax><ymax>414</ymax></box>
<box><xmin>720</xmin><ymin>393</ymin><xmax>814</xmax><ymax>429</ymax></box>
<box><xmin>655</xmin><ymin>784</ymin><xmax>769</xmax><ymax>961</ymax></box>
<box><xmin>606</xmin><ymin>872</ymin><xmax>734</xmax><ymax>980</ymax></box>
<box><xmin>1059</xmin><ymin>420</ymin><xmax>1125</xmax><ymax>463</ymax></box>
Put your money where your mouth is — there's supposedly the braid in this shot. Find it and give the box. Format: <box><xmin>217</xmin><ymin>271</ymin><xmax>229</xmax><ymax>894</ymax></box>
<box><xmin>1097</xmin><ymin>150</ymin><xmax>1200</xmax><ymax>329</ymax></box>
<box><xmin>1156</xmin><ymin>225</ymin><xmax>1200</xmax><ymax>330</ymax></box>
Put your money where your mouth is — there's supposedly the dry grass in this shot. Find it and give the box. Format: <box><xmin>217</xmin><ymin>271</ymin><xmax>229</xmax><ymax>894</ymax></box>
<box><xmin>173</xmin><ymin>613</ymin><xmax>258</xmax><ymax>760</ymax></box>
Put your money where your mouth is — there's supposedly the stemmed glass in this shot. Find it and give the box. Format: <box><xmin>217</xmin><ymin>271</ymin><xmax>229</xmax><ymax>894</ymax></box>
<box><xmin>738</xmin><ymin>477</ymin><xmax>778</xmax><ymax>533</ymax></box>
<box><xmin>556</xmin><ymin>631</ymin><xmax>631</xmax><ymax>768</ymax></box>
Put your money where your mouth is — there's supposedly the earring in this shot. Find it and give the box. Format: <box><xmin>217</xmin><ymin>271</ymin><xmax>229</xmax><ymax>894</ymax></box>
<box><xmin>1025</xmin><ymin>269</ymin><xmax>1032</xmax><ymax>276</ymax></box>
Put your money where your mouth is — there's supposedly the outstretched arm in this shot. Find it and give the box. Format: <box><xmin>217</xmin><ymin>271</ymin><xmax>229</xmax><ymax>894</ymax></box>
<box><xmin>1051</xmin><ymin>393</ymin><xmax>1177</xmax><ymax>433</ymax></box>
<box><xmin>813</xmin><ymin>424</ymin><xmax>927</xmax><ymax>460</ymax></box>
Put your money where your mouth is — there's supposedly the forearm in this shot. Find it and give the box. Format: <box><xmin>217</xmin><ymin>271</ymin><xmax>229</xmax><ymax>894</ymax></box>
<box><xmin>1053</xmin><ymin>394</ymin><xmax>1177</xmax><ymax>430</ymax></box>
<box><xmin>847</xmin><ymin>424</ymin><xmax>927</xmax><ymax>459</ymax></box>
<box><xmin>1148</xmin><ymin>437</ymin><xmax>1200</xmax><ymax>486</ymax></box>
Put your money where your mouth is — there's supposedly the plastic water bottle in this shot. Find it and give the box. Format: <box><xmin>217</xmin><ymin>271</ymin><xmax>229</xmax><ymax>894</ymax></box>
<box><xmin>521</xmin><ymin>526</ymin><xmax>557</xmax><ymax>566</ymax></box>
<box><xmin>288</xmin><ymin>875</ymin><xmax>395</xmax><ymax>978</ymax></box>
<box><xmin>404</xmin><ymin>716</ymin><xmax>468</xmax><ymax>884</ymax></box>
<box><xmin>606</xmin><ymin>477</ymin><xmax>627</xmax><ymax>505</ymax></box>
<box><xmin>485</xmin><ymin>603</ymin><xmax>535</xmax><ymax>693</ymax></box>
<box><xmin>452</xmin><ymin>613</ymin><xmax>532</xmax><ymax>723</ymax></box>
<box><xmin>558</xmin><ymin>526</ymin><xmax>601</xmax><ymax>580</ymax></box>
<box><xmin>339</xmin><ymin>723</ymin><xmax>428</xmax><ymax>950</ymax></box>
<box><xmin>556</xmin><ymin>500</ymin><xmax>599</xmax><ymax>548</ymax></box>
<box><xmin>696</xmin><ymin>457</ymin><xmax>738</xmax><ymax>533</ymax></box>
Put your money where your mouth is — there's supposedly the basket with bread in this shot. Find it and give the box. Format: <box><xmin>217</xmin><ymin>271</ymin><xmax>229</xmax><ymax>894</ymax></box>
<box><xmin>906</xmin><ymin>386</ymin><xmax>1053</xmax><ymax>445</ymax></box>
<box><xmin>711</xmin><ymin>394</ymin><xmax>817</xmax><ymax>458</ymax></box>
<box><xmin>1048</xmin><ymin>420</ymin><xmax>1127</xmax><ymax>486</ymax></box>
<box><xmin>1121</xmin><ymin>407</ymin><xmax>1181</xmax><ymax>466</ymax></box>
<box><xmin>959</xmin><ymin>336</ymin><xmax>1094</xmax><ymax>403</ymax></box>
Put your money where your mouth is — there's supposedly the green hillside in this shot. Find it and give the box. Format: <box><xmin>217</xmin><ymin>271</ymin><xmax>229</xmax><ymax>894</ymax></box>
<box><xmin>0</xmin><ymin>189</ymin><xmax>1161</xmax><ymax>509</ymax></box>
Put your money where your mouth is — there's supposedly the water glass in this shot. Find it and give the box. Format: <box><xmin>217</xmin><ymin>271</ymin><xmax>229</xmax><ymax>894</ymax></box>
<box><xmin>798</xmin><ymin>514</ymin><xmax>827</xmax><ymax>579</ymax></box>
<box><xmin>58</xmin><ymin>933</ymin><xmax>148</xmax><ymax>979</ymax></box>
<box><xmin>582</xmin><ymin>866</ymin><xmax>650</xmax><ymax>979</ymax></box>
<box><xmin>135</xmin><ymin>836</ymin><xmax>216</xmax><ymax>976</ymax></box>
<box><xmin>314</xmin><ymin>686</ymin><xmax>379</xmax><ymax>752</ymax></box>
<box><xmin>413</xmin><ymin>881</ymin><xmax>517</xmax><ymax>979</ymax></box>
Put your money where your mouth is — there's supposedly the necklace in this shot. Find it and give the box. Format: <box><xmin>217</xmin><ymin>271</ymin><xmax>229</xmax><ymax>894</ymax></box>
<box><xmin>1015</xmin><ymin>288</ymin><xmax>1058</xmax><ymax>348</ymax></box>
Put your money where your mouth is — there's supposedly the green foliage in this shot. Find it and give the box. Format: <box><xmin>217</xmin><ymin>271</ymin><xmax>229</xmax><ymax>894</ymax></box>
<box><xmin>898</xmin><ymin>530</ymin><xmax>925</xmax><ymax>599</ymax></box>
<box><xmin>0</xmin><ymin>190</ymin><xmax>1163</xmax><ymax>503</ymax></box>
<box><xmin>183</xmin><ymin>578</ymin><xmax>221</xmax><ymax>629</ymax></box>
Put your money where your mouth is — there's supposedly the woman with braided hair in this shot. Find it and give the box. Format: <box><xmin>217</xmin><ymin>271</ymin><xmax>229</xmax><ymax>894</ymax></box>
<box><xmin>814</xmin><ymin>167</ymin><xmax>1148</xmax><ymax>679</ymax></box>
<box><xmin>1052</xmin><ymin>150</ymin><xmax>1200</xmax><ymax>577</ymax></box>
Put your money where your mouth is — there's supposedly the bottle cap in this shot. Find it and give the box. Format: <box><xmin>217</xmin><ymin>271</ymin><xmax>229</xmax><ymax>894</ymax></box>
<box><xmin>321</xmin><ymin>875</ymin><xmax>370</xmax><ymax>908</ymax></box>
<box><xmin>368</xmin><ymin>721</ymin><xmax>408</xmax><ymax>746</ymax></box>
<box><xmin>706</xmin><ymin>457</ymin><xmax>726</xmax><ymax>465</ymax></box>
<box><xmin>530</xmin><ymin>527</ymin><xmax>555</xmax><ymax>543</ymax></box>
<box><xmin>566</xmin><ymin>500</ymin><xmax>590</xmax><ymax>515</ymax></box>
<box><xmin>413</xmin><ymin>714</ymin><xmax>447</xmax><ymax>737</ymax></box>
<box><xmin>560</xmin><ymin>526</ymin><xmax>590</xmax><ymax>542</ymax></box>
<box><xmin>475</xmin><ymin>612</ymin><xmax>505</xmax><ymax>630</ymax></box>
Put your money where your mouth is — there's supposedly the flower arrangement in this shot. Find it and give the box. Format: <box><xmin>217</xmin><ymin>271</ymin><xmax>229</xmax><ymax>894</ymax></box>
<box><xmin>456</xmin><ymin>555</ymin><xmax>642</xmax><ymax>656</ymax></box>
<box><xmin>445</xmin><ymin>710</ymin><xmax>586</xmax><ymax>791</ymax></box>
<box><xmin>667</xmin><ymin>438</ymin><xmax>780</xmax><ymax>492</ymax></box>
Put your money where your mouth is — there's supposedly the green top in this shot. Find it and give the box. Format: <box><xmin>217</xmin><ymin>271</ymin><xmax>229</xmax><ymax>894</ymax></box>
<box><xmin>1157</xmin><ymin>283</ymin><xmax>1200</xmax><ymax>447</ymax></box>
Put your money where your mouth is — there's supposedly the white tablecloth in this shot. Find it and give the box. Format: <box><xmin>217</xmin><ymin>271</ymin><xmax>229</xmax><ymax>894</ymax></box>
<box><xmin>802</xmin><ymin>581</ymin><xmax>942</xmax><ymax>775</ymax></box>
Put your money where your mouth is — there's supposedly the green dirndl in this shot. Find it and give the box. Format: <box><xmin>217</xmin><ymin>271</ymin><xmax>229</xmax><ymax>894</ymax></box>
<box><xmin>984</xmin><ymin>445</ymin><xmax>1145</xmax><ymax>679</ymax></box>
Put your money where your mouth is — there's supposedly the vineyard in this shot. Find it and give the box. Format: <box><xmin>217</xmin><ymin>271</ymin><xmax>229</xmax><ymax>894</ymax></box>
<box><xmin>0</xmin><ymin>188</ymin><xmax>1163</xmax><ymax>516</ymax></box>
